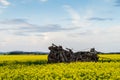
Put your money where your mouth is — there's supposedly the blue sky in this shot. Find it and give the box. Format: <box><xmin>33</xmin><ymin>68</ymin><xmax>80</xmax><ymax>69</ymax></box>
<box><xmin>0</xmin><ymin>0</ymin><xmax>120</xmax><ymax>52</ymax></box>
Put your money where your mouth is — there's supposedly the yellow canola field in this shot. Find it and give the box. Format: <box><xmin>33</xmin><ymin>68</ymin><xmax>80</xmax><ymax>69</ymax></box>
<box><xmin>0</xmin><ymin>54</ymin><xmax>120</xmax><ymax>80</ymax></box>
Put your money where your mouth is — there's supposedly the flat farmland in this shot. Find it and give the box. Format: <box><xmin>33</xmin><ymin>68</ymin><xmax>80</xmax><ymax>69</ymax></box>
<box><xmin>0</xmin><ymin>54</ymin><xmax>120</xmax><ymax>80</ymax></box>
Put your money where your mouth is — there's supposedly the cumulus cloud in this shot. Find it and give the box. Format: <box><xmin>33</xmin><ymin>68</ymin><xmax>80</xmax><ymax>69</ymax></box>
<box><xmin>0</xmin><ymin>0</ymin><xmax>10</xmax><ymax>6</ymax></box>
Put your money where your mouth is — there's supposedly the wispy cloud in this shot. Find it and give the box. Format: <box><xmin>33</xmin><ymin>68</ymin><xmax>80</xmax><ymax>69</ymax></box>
<box><xmin>63</xmin><ymin>5</ymin><xmax>92</xmax><ymax>27</ymax></box>
<box><xmin>114</xmin><ymin>0</ymin><xmax>120</xmax><ymax>6</ymax></box>
<box><xmin>0</xmin><ymin>0</ymin><xmax>10</xmax><ymax>6</ymax></box>
<box><xmin>0</xmin><ymin>19</ymin><xmax>76</xmax><ymax>36</ymax></box>
<box><xmin>39</xmin><ymin>0</ymin><xmax>48</xmax><ymax>2</ymax></box>
<box><xmin>0</xmin><ymin>19</ymin><xmax>28</xmax><ymax>24</ymax></box>
<box><xmin>88</xmin><ymin>17</ymin><xmax>113</xmax><ymax>21</ymax></box>
<box><xmin>67</xmin><ymin>26</ymin><xmax>120</xmax><ymax>38</ymax></box>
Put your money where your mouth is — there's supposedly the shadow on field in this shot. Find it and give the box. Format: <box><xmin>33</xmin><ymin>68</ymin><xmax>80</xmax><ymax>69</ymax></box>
<box><xmin>98</xmin><ymin>57</ymin><xmax>120</xmax><ymax>63</ymax></box>
<box><xmin>0</xmin><ymin>60</ymin><xmax>48</xmax><ymax>66</ymax></box>
<box><xmin>0</xmin><ymin>59</ymin><xmax>120</xmax><ymax>66</ymax></box>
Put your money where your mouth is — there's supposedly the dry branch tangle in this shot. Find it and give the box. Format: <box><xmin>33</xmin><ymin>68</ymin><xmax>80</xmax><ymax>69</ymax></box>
<box><xmin>48</xmin><ymin>44</ymin><xmax>99</xmax><ymax>63</ymax></box>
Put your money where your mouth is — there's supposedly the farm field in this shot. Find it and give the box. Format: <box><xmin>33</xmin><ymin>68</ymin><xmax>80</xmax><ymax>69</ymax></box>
<box><xmin>0</xmin><ymin>54</ymin><xmax>120</xmax><ymax>80</ymax></box>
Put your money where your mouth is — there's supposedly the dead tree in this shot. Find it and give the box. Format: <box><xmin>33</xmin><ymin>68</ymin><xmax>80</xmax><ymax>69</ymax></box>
<box><xmin>48</xmin><ymin>44</ymin><xmax>73</xmax><ymax>63</ymax></box>
<box><xmin>48</xmin><ymin>44</ymin><xmax>99</xmax><ymax>63</ymax></box>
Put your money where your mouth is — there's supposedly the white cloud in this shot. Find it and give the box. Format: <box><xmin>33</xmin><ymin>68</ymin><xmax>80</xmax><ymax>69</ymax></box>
<box><xmin>63</xmin><ymin>5</ymin><xmax>92</xmax><ymax>27</ymax></box>
<box><xmin>0</xmin><ymin>0</ymin><xmax>10</xmax><ymax>6</ymax></box>
<box><xmin>0</xmin><ymin>19</ymin><xmax>76</xmax><ymax>36</ymax></box>
<box><xmin>1</xmin><ymin>18</ymin><xmax>120</xmax><ymax>52</ymax></box>
<box><xmin>39</xmin><ymin>0</ymin><xmax>48</xmax><ymax>2</ymax></box>
<box><xmin>65</xmin><ymin>25</ymin><xmax>120</xmax><ymax>52</ymax></box>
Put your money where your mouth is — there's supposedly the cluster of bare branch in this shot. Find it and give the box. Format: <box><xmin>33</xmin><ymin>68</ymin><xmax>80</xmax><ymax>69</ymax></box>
<box><xmin>48</xmin><ymin>44</ymin><xmax>99</xmax><ymax>63</ymax></box>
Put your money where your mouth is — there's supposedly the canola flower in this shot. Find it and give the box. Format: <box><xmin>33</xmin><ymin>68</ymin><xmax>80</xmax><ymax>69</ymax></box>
<box><xmin>0</xmin><ymin>54</ymin><xmax>120</xmax><ymax>80</ymax></box>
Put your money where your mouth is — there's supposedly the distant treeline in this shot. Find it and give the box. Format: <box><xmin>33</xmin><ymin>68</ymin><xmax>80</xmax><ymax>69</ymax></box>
<box><xmin>0</xmin><ymin>51</ymin><xmax>120</xmax><ymax>55</ymax></box>
<box><xmin>2</xmin><ymin>51</ymin><xmax>48</xmax><ymax>55</ymax></box>
<box><xmin>98</xmin><ymin>52</ymin><xmax>120</xmax><ymax>54</ymax></box>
